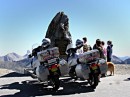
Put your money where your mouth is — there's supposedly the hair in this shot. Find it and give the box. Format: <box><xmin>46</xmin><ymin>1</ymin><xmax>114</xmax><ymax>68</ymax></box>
<box><xmin>107</xmin><ymin>40</ymin><xmax>112</xmax><ymax>44</ymax></box>
<box><xmin>101</xmin><ymin>41</ymin><xmax>105</xmax><ymax>45</ymax></box>
<box><xmin>96</xmin><ymin>39</ymin><xmax>101</xmax><ymax>46</ymax></box>
<box><xmin>83</xmin><ymin>37</ymin><xmax>87</xmax><ymax>42</ymax></box>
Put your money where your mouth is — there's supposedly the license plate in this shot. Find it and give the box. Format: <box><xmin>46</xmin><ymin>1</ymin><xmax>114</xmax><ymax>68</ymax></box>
<box><xmin>48</xmin><ymin>58</ymin><xmax>57</xmax><ymax>64</ymax></box>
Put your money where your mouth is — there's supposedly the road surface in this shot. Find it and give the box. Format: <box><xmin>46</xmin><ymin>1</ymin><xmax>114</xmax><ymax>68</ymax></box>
<box><xmin>0</xmin><ymin>71</ymin><xmax>130</xmax><ymax>97</ymax></box>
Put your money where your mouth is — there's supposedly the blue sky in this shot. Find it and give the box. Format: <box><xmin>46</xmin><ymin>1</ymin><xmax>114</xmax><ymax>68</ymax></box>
<box><xmin>0</xmin><ymin>0</ymin><xmax>130</xmax><ymax>56</ymax></box>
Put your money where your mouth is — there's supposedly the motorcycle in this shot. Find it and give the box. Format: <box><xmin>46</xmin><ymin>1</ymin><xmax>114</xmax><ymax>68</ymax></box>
<box><xmin>26</xmin><ymin>47</ymin><xmax>69</xmax><ymax>91</ymax></box>
<box><xmin>67</xmin><ymin>48</ymin><xmax>107</xmax><ymax>89</ymax></box>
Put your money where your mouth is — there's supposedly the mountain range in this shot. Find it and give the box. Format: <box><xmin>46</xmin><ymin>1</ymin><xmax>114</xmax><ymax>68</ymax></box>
<box><xmin>0</xmin><ymin>51</ymin><xmax>130</xmax><ymax>64</ymax></box>
<box><xmin>0</xmin><ymin>50</ymin><xmax>31</xmax><ymax>62</ymax></box>
<box><xmin>112</xmin><ymin>55</ymin><xmax>130</xmax><ymax>64</ymax></box>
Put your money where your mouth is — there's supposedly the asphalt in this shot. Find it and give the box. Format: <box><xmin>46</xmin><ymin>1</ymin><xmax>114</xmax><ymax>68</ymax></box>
<box><xmin>0</xmin><ymin>72</ymin><xmax>130</xmax><ymax>97</ymax></box>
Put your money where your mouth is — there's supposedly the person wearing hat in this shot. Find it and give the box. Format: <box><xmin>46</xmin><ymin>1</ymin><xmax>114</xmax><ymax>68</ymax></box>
<box><xmin>107</xmin><ymin>40</ymin><xmax>113</xmax><ymax>62</ymax></box>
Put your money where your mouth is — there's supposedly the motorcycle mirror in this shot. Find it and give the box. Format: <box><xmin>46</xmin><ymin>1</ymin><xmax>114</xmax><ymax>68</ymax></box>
<box><xmin>31</xmin><ymin>43</ymin><xmax>40</xmax><ymax>56</ymax></box>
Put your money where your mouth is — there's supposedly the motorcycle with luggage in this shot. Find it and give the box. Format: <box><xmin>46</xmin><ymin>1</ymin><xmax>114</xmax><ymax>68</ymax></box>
<box><xmin>66</xmin><ymin>42</ymin><xmax>107</xmax><ymax>89</ymax></box>
<box><xmin>26</xmin><ymin>38</ymin><xmax>69</xmax><ymax>91</ymax></box>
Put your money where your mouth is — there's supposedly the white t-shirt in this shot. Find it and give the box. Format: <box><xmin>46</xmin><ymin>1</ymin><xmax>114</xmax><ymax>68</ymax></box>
<box><xmin>76</xmin><ymin>47</ymin><xmax>83</xmax><ymax>55</ymax></box>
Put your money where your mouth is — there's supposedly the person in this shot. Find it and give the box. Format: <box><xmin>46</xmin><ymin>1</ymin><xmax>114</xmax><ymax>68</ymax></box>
<box><xmin>28</xmin><ymin>46</ymin><xmax>42</xmax><ymax>58</ymax></box>
<box><xmin>107</xmin><ymin>40</ymin><xmax>113</xmax><ymax>62</ymax></box>
<box><xmin>66</xmin><ymin>43</ymin><xmax>77</xmax><ymax>62</ymax></box>
<box><xmin>93</xmin><ymin>39</ymin><xmax>106</xmax><ymax>78</ymax></box>
<box><xmin>82</xmin><ymin>37</ymin><xmax>92</xmax><ymax>52</ymax></box>
<box><xmin>101</xmin><ymin>41</ymin><xmax>107</xmax><ymax>59</ymax></box>
<box><xmin>41</xmin><ymin>38</ymin><xmax>51</xmax><ymax>49</ymax></box>
<box><xmin>75</xmin><ymin>39</ymin><xmax>84</xmax><ymax>54</ymax></box>
<box><xmin>28</xmin><ymin>41</ymin><xmax>49</xmax><ymax>68</ymax></box>
<box><xmin>93</xmin><ymin>39</ymin><xmax>105</xmax><ymax>59</ymax></box>
<box><xmin>28</xmin><ymin>38</ymin><xmax>51</xmax><ymax>78</ymax></box>
<box><xmin>66</xmin><ymin>39</ymin><xmax>84</xmax><ymax>80</ymax></box>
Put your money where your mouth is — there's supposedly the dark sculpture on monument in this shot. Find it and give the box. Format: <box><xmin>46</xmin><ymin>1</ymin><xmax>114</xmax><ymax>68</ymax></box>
<box><xmin>45</xmin><ymin>12</ymin><xmax>72</xmax><ymax>59</ymax></box>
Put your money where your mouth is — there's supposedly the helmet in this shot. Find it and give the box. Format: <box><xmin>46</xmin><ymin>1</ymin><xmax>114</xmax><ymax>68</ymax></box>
<box><xmin>66</xmin><ymin>43</ymin><xmax>73</xmax><ymax>51</ymax></box>
<box><xmin>66</xmin><ymin>43</ymin><xmax>76</xmax><ymax>54</ymax></box>
<box><xmin>42</xmin><ymin>38</ymin><xmax>51</xmax><ymax>48</ymax></box>
<box><xmin>76</xmin><ymin>39</ymin><xmax>83</xmax><ymax>48</ymax></box>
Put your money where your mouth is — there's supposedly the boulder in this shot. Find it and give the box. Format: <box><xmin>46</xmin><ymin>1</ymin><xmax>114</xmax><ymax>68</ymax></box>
<box><xmin>45</xmin><ymin>12</ymin><xmax>72</xmax><ymax>59</ymax></box>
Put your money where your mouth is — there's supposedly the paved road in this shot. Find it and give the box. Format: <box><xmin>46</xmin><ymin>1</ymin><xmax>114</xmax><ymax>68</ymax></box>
<box><xmin>0</xmin><ymin>72</ymin><xmax>130</xmax><ymax>97</ymax></box>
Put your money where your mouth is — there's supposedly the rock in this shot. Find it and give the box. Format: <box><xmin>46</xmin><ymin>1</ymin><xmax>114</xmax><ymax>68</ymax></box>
<box><xmin>45</xmin><ymin>12</ymin><xmax>72</xmax><ymax>59</ymax></box>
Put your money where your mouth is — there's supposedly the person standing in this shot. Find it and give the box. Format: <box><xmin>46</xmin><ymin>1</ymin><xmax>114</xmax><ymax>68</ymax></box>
<box><xmin>82</xmin><ymin>37</ymin><xmax>92</xmax><ymax>52</ymax></box>
<box><xmin>101</xmin><ymin>41</ymin><xmax>107</xmax><ymax>60</ymax></box>
<box><xmin>76</xmin><ymin>39</ymin><xmax>84</xmax><ymax>54</ymax></box>
<box><xmin>93</xmin><ymin>39</ymin><xmax>105</xmax><ymax>59</ymax></box>
<box><xmin>107</xmin><ymin>40</ymin><xmax>113</xmax><ymax>62</ymax></box>
<box><xmin>93</xmin><ymin>39</ymin><xmax>105</xmax><ymax>79</ymax></box>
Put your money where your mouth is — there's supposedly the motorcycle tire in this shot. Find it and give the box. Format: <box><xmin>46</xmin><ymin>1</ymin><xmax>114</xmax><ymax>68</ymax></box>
<box><xmin>88</xmin><ymin>74</ymin><xmax>99</xmax><ymax>89</ymax></box>
<box><xmin>69</xmin><ymin>66</ymin><xmax>77</xmax><ymax>80</ymax></box>
<box><xmin>50</xmin><ymin>75</ymin><xmax>60</xmax><ymax>91</ymax></box>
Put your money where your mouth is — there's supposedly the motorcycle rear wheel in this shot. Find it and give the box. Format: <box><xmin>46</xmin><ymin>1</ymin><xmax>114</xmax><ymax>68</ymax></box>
<box><xmin>50</xmin><ymin>75</ymin><xmax>60</xmax><ymax>91</ymax></box>
<box><xmin>88</xmin><ymin>74</ymin><xmax>99</xmax><ymax>89</ymax></box>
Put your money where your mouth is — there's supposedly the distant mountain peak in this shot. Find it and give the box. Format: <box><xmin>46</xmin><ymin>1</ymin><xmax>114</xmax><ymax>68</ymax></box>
<box><xmin>112</xmin><ymin>55</ymin><xmax>125</xmax><ymax>64</ymax></box>
<box><xmin>7</xmin><ymin>52</ymin><xmax>21</xmax><ymax>57</ymax></box>
<box><xmin>0</xmin><ymin>52</ymin><xmax>23</xmax><ymax>62</ymax></box>
<box><xmin>23</xmin><ymin>50</ymin><xmax>31</xmax><ymax>58</ymax></box>
<box><xmin>26</xmin><ymin>50</ymin><xmax>31</xmax><ymax>54</ymax></box>
<box><xmin>119</xmin><ymin>56</ymin><xmax>130</xmax><ymax>61</ymax></box>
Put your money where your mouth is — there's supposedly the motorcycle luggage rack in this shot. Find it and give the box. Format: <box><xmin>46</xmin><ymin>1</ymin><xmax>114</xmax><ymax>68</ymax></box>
<box><xmin>86</xmin><ymin>58</ymin><xmax>99</xmax><ymax>65</ymax></box>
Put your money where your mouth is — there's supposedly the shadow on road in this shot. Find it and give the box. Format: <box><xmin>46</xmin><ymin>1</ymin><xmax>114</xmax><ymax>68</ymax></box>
<box><xmin>124</xmin><ymin>77</ymin><xmax>130</xmax><ymax>81</ymax></box>
<box><xmin>0</xmin><ymin>77</ymin><xmax>95</xmax><ymax>97</ymax></box>
<box><xmin>0</xmin><ymin>72</ymin><xmax>30</xmax><ymax>78</ymax></box>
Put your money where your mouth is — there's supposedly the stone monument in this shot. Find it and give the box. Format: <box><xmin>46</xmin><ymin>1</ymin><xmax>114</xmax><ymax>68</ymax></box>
<box><xmin>45</xmin><ymin>12</ymin><xmax>72</xmax><ymax>59</ymax></box>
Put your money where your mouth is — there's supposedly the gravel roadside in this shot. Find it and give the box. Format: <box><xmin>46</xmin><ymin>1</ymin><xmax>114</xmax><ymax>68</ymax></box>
<box><xmin>114</xmin><ymin>64</ymin><xmax>130</xmax><ymax>75</ymax></box>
